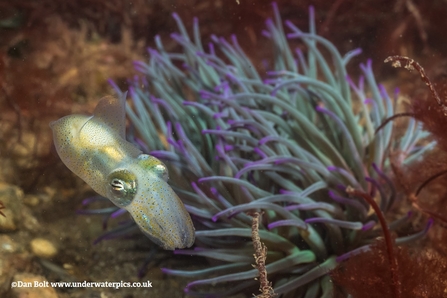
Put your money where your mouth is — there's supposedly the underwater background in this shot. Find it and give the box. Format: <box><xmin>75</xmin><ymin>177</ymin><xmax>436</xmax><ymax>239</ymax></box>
<box><xmin>1</xmin><ymin>0</ymin><xmax>447</xmax><ymax>297</ymax></box>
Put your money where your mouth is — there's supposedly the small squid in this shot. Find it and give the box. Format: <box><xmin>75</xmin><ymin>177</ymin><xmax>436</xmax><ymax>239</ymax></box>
<box><xmin>50</xmin><ymin>94</ymin><xmax>195</xmax><ymax>250</ymax></box>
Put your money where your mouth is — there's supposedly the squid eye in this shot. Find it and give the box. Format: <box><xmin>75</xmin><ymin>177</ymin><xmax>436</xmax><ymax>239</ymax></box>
<box><xmin>106</xmin><ymin>170</ymin><xmax>137</xmax><ymax>207</ymax></box>
<box><xmin>110</xmin><ymin>179</ymin><xmax>125</xmax><ymax>195</ymax></box>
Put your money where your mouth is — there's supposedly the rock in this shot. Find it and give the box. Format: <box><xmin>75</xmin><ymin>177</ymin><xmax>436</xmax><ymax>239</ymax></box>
<box><xmin>9</xmin><ymin>132</ymin><xmax>40</xmax><ymax>170</ymax></box>
<box><xmin>0</xmin><ymin>258</ymin><xmax>12</xmax><ymax>294</ymax></box>
<box><xmin>8</xmin><ymin>130</ymin><xmax>52</xmax><ymax>170</ymax></box>
<box><xmin>22</xmin><ymin>195</ymin><xmax>40</xmax><ymax>207</ymax></box>
<box><xmin>0</xmin><ymin>183</ymin><xmax>23</xmax><ymax>232</ymax></box>
<box><xmin>0</xmin><ymin>210</ymin><xmax>17</xmax><ymax>231</ymax></box>
<box><xmin>0</xmin><ymin>253</ymin><xmax>33</xmax><ymax>295</ymax></box>
<box><xmin>10</xmin><ymin>273</ymin><xmax>58</xmax><ymax>298</ymax></box>
<box><xmin>0</xmin><ymin>235</ymin><xmax>19</xmax><ymax>253</ymax></box>
<box><xmin>30</xmin><ymin>238</ymin><xmax>57</xmax><ymax>259</ymax></box>
<box><xmin>42</xmin><ymin>186</ymin><xmax>57</xmax><ymax>201</ymax></box>
<box><xmin>21</xmin><ymin>207</ymin><xmax>41</xmax><ymax>232</ymax></box>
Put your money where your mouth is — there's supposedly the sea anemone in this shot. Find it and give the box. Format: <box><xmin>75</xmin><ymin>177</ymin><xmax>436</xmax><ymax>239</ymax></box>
<box><xmin>82</xmin><ymin>3</ymin><xmax>433</xmax><ymax>297</ymax></box>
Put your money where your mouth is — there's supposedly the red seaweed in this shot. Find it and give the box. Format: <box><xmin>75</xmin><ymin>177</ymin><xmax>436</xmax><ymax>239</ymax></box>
<box><xmin>332</xmin><ymin>238</ymin><xmax>447</xmax><ymax>298</ymax></box>
<box><xmin>345</xmin><ymin>187</ymin><xmax>401</xmax><ymax>298</ymax></box>
<box><xmin>0</xmin><ymin>201</ymin><xmax>5</xmax><ymax>217</ymax></box>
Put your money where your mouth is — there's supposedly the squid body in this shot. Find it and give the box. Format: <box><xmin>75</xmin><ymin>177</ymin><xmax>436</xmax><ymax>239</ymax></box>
<box><xmin>50</xmin><ymin>94</ymin><xmax>195</xmax><ymax>250</ymax></box>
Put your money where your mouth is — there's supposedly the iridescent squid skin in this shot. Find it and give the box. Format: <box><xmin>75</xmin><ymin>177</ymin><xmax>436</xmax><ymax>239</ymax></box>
<box><xmin>49</xmin><ymin>94</ymin><xmax>195</xmax><ymax>250</ymax></box>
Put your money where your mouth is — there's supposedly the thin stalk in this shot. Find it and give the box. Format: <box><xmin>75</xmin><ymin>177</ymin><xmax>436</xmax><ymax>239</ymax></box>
<box><xmin>346</xmin><ymin>186</ymin><xmax>400</xmax><ymax>298</ymax></box>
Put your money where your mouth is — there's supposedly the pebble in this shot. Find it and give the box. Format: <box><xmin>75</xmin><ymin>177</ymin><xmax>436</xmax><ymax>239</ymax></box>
<box><xmin>30</xmin><ymin>238</ymin><xmax>57</xmax><ymax>259</ymax></box>
<box><xmin>10</xmin><ymin>273</ymin><xmax>58</xmax><ymax>298</ymax></box>
<box><xmin>0</xmin><ymin>253</ymin><xmax>33</xmax><ymax>294</ymax></box>
<box><xmin>22</xmin><ymin>195</ymin><xmax>40</xmax><ymax>207</ymax></box>
<box><xmin>21</xmin><ymin>207</ymin><xmax>41</xmax><ymax>232</ymax></box>
<box><xmin>0</xmin><ymin>235</ymin><xmax>18</xmax><ymax>253</ymax></box>
<box><xmin>9</xmin><ymin>130</ymin><xmax>52</xmax><ymax>170</ymax></box>
<box><xmin>0</xmin><ymin>183</ymin><xmax>23</xmax><ymax>232</ymax></box>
